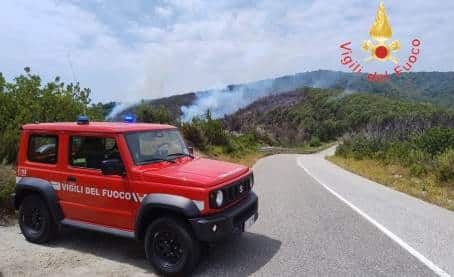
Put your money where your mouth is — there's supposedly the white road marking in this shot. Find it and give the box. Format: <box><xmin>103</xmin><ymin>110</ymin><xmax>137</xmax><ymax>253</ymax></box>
<box><xmin>296</xmin><ymin>157</ymin><xmax>451</xmax><ymax>277</ymax></box>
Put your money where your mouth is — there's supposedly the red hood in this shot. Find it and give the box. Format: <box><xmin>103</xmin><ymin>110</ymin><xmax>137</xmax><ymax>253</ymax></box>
<box><xmin>141</xmin><ymin>157</ymin><xmax>249</xmax><ymax>188</ymax></box>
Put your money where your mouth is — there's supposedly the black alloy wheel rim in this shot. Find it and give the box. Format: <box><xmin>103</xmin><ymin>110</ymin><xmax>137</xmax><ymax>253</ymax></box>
<box><xmin>153</xmin><ymin>229</ymin><xmax>186</xmax><ymax>266</ymax></box>
<box><xmin>23</xmin><ymin>206</ymin><xmax>44</xmax><ymax>233</ymax></box>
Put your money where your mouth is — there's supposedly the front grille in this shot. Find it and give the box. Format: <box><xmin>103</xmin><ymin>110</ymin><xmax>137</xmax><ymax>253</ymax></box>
<box><xmin>224</xmin><ymin>176</ymin><xmax>251</xmax><ymax>203</ymax></box>
<box><xmin>212</xmin><ymin>174</ymin><xmax>252</xmax><ymax>208</ymax></box>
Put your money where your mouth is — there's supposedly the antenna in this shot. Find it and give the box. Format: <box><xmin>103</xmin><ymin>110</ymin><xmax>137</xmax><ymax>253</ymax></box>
<box><xmin>67</xmin><ymin>51</ymin><xmax>87</xmax><ymax>115</ymax></box>
<box><xmin>67</xmin><ymin>51</ymin><xmax>77</xmax><ymax>84</ymax></box>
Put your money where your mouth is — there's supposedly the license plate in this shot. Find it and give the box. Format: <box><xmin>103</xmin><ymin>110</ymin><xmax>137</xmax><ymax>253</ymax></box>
<box><xmin>244</xmin><ymin>214</ymin><xmax>256</xmax><ymax>230</ymax></box>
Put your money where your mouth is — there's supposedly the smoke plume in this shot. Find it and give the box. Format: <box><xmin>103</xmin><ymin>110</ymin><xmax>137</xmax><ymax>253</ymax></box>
<box><xmin>180</xmin><ymin>70</ymin><xmax>350</xmax><ymax>121</ymax></box>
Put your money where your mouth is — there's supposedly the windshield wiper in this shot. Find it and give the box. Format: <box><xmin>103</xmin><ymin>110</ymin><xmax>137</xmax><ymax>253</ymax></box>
<box><xmin>138</xmin><ymin>157</ymin><xmax>176</xmax><ymax>164</ymax></box>
<box><xmin>167</xmin><ymin>152</ymin><xmax>194</xmax><ymax>159</ymax></box>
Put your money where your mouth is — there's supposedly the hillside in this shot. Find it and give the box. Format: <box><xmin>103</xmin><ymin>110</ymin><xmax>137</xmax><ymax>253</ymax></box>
<box><xmin>112</xmin><ymin>92</ymin><xmax>196</xmax><ymax>121</ymax></box>
<box><xmin>224</xmin><ymin>88</ymin><xmax>454</xmax><ymax>145</ymax></box>
<box><xmin>110</xmin><ymin>70</ymin><xmax>454</xmax><ymax>121</ymax></box>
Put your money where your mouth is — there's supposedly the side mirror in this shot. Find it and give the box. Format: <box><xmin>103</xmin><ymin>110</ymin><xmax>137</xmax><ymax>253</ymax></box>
<box><xmin>101</xmin><ymin>159</ymin><xmax>125</xmax><ymax>176</ymax></box>
<box><xmin>187</xmin><ymin>146</ymin><xmax>194</xmax><ymax>155</ymax></box>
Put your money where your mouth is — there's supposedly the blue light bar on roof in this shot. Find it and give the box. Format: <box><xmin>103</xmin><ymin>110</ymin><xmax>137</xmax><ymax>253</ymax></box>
<box><xmin>77</xmin><ymin>115</ymin><xmax>89</xmax><ymax>125</ymax></box>
<box><xmin>123</xmin><ymin>114</ymin><xmax>137</xmax><ymax>123</ymax></box>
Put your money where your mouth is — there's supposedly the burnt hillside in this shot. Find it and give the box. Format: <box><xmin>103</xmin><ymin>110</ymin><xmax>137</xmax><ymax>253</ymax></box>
<box><xmin>223</xmin><ymin>87</ymin><xmax>454</xmax><ymax>146</ymax></box>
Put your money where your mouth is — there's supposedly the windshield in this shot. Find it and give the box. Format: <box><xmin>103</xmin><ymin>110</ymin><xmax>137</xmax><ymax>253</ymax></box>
<box><xmin>124</xmin><ymin>129</ymin><xmax>189</xmax><ymax>165</ymax></box>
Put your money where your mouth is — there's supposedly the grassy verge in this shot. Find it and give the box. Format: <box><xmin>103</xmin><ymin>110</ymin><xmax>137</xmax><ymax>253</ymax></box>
<box><xmin>0</xmin><ymin>165</ymin><xmax>16</xmax><ymax>224</ymax></box>
<box><xmin>327</xmin><ymin>155</ymin><xmax>454</xmax><ymax>211</ymax></box>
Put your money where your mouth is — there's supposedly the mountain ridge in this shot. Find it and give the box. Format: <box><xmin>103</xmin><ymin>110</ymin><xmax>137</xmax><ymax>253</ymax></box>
<box><xmin>112</xmin><ymin>70</ymin><xmax>454</xmax><ymax>121</ymax></box>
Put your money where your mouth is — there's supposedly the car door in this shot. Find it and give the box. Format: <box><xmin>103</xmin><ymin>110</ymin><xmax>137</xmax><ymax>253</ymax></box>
<box><xmin>56</xmin><ymin>133</ymin><xmax>135</xmax><ymax>230</ymax></box>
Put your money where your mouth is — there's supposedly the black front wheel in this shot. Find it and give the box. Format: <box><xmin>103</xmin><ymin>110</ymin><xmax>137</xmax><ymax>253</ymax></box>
<box><xmin>18</xmin><ymin>194</ymin><xmax>57</xmax><ymax>243</ymax></box>
<box><xmin>145</xmin><ymin>217</ymin><xmax>200</xmax><ymax>276</ymax></box>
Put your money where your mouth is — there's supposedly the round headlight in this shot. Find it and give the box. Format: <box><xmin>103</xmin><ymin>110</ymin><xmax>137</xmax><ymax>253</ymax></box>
<box><xmin>215</xmin><ymin>190</ymin><xmax>224</xmax><ymax>207</ymax></box>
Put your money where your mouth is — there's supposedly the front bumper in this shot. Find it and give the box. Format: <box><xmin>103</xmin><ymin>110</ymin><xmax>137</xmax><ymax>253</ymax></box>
<box><xmin>189</xmin><ymin>192</ymin><xmax>258</xmax><ymax>242</ymax></box>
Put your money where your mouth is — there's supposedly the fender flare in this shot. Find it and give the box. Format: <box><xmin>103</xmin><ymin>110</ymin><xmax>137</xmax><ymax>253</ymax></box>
<box><xmin>134</xmin><ymin>193</ymin><xmax>200</xmax><ymax>240</ymax></box>
<box><xmin>14</xmin><ymin>177</ymin><xmax>64</xmax><ymax>222</ymax></box>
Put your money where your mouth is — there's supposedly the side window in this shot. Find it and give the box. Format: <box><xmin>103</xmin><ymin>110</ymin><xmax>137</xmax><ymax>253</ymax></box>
<box><xmin>28</xmin><ymin>134</ymin><xmax>58</xmax><ymax>164</ymax></box>
<box><xmin>69</xmin><ymin>136</ymin><xmax>120</xmax><ymax>169</ymax></box>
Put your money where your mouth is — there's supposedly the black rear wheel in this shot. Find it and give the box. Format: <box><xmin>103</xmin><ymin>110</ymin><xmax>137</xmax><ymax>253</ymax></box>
<box><xmin>145</xmin><ymin>217</ymin><xmax>200</xmax><ymax>276</ymax></box>
<box><xmin>19</xmin><ymin>194</ymin><xmax>57</xmax><ymax>243</ymax></box>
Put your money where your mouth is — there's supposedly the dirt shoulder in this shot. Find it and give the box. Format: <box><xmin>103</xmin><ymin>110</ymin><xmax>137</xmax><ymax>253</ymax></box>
<box><xmin>0</xmin><ymin>224</ymin><xmax>153</xmax><ymax>277</ymax></box>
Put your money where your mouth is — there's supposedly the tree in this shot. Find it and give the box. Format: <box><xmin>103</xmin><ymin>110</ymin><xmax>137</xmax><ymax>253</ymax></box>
<box><xmin>134</xmin><ymin>101</ymin><xmax>173</xmax><ymax>124</ymax></box>
<box><xmin>0</xmin><ymin>68</ymin><xmax>102</xmax><ymax>163</ymax></box>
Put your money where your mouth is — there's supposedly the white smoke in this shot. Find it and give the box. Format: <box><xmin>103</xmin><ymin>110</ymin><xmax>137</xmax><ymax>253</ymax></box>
<box><xmin>180</xmin><ymin>70</ymin><xmax>348</xmax><ymax>121</ymax></box>
<box><xmin>180</xmin><ymin>81</ymin><xmax>275</xmax><ymax>121</ymax></box>
<box><xmin>106</xmin><ymin>102</ymin><xmax>134</xmax><ymax>120</ymax></box>
<box><xmin>107</xmin><ymin>70</ymin><xmax>352</xmax><ymax>122</ymax></box>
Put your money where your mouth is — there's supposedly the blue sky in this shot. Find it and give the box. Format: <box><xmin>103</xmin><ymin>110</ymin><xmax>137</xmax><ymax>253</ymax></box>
<box><xmin>1</xmin><ymin>0</ymin><xmax>453</xmax><ymax>102</ymax></box>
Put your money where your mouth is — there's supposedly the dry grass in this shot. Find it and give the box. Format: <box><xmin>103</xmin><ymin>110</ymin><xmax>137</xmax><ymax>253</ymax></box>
<box><xmin>327</xmin><ymin>156</ymin><xmax>454</xmax><ymax>211</ymax></box>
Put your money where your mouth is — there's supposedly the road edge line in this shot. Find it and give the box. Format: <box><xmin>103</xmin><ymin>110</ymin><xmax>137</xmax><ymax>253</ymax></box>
<box><xmin>296</xmin><ymin>157</ymin><xmax>451</xmax><ymax>277</ymax></box>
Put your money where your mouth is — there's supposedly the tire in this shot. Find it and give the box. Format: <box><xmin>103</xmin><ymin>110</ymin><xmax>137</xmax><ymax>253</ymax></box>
<box><xmin>18</xmin><ymin>194</ymin><xmax>57</xmax><ymax>243</ymax></box>
<box><xmin>145</xmin><ymin>217</ymin><xmax>200</xmax><ymax>276</ymax></box>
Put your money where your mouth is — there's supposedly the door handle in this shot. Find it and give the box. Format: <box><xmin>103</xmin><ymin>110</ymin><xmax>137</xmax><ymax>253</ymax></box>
<box><xmin>67</xmin><ymin>176</ymin><xmax>76</xmax><ymax>182</ymax></box>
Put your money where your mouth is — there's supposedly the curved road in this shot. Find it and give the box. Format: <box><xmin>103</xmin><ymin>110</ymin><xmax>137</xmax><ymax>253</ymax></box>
<box><xmin>1</xmin><ymin>150</ymin><xmax>453</xmax><ymax>276</ymax></box>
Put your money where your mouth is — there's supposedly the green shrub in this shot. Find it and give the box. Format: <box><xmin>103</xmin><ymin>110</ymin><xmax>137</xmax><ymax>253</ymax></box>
<box><xmin>202</xmin><ymin>118</ymin><xmax>229</xmax><ymax>146</ymax></box>
<box><xmin>135</xmin><ymin>102</ymin><xmax>173</xmax><ymax>124</ymax></box>
<box><xmin>385</xmin><ymin>142</ymin><xmax>412</xmax><ymax>166</ymax></box>
<box><xmin>417</xmin><ymin>127</ymin><xmax>454</xmax><ymax>156</ymax></box>
<box><xmin>227</xmin><ymin>133</ymin><xmax>258</xmax><ymax>155</ymax></box>
<box><xmin>0</xmin><ymin>175</ymin><xmax>15</xmax><ymax>209</ymax></box>
<box><xmin>435</xmin><ymin>148</ymin><xmax>454</xmax><ymax>182</ymax></box>
<box><xmin>335</xmin><ymin>138</ymin><xmax>352</xmax><ymax>157</ymax></box>
<box><xmin>409</xmin><ymin>164</ymin><xmax>426</xmax><ymax>177</ymax></box>
<box><xmin>180</xmin><ymin>122</ymin><xmax>206</xmax><ymax>149</ymax></box>
<box><xmin>407</xmin><ymin>149</ymin><xmax>431</xmax><ymax>165</ymax></box>
<box><xmin>309</xmin><ymin>136</ymin><xmax>321</xmax><ymax>147</ymax></box>
<box><xmin>180</xmin><ymin>112</ymin><xmax>259</xmax><ymax>157</ymax></box>
<box><xmin>350</xmin><ymin>136</ymin><xmax>385</xmax><ymax>159</ymax></box>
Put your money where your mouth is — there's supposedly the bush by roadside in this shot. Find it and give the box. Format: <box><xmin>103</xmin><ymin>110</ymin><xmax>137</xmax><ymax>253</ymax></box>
<box><xmin>0</xmin><ymin>165</ymin><xmax>15</xmax><ymax>224</ymax></box>
<box><xmin>436</xmin><ymin>148</ymin><xmax>454</xmax><ymax>182</ymax></box>
<box><xmin>333</xmin><ymin>126</ymin><xmax>454</xmax><ymax>210</ymax></box>
<box><xmin>336</xmin><ymin>127</ymin><xmax>454</xmax><ymax>183</ymax></box>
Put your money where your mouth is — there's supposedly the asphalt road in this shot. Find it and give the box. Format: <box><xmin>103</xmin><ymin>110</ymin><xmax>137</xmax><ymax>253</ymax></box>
<box><xmin>1</xmin><ymin>150</ymin><xmax>452</xmax><ymax>276</ymax></box>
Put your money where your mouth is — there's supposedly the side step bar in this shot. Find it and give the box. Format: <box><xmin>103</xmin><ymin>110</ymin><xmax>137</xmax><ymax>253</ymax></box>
<box><xmin>60</xmin><ymin>219</ymin><xmax>135</xmax><ymax>239</ymax></box>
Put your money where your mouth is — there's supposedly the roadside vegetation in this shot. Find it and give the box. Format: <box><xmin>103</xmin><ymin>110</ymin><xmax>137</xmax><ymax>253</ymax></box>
<box><xmin>331</xmin><ymin>127</ymin><xmax>454</xmax><ymax>210</ymax></box>
<box><xmin>0</xmin><ymin>165</ymin><xmax>15</xmax><ymax>224</ymax></box>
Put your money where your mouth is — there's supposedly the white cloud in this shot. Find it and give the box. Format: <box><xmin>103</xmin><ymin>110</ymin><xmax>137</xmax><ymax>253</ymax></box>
<box><xmin>155</xmin><ymin>6</ymin><xmax>173</xmax><ymax>18</ymax></box>
<box><xmin>0</xmin><ymin>0</ymin><xmax>453</xmax><ymax>102</ymax></box>
<box><xmin>0</xmin><ymin>0</ymin><xmax>143</xmax><ymax>102</ymax></box>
